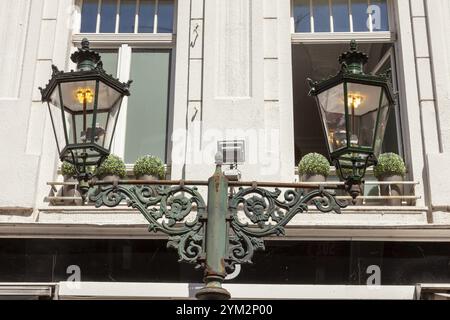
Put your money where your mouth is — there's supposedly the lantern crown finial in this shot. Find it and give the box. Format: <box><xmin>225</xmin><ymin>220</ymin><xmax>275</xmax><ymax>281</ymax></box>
<box><xmin>81</xmin><ymin>38</ymin><xmax>90</xmax><ymax>50</ymax></box>
<box><xmin>70</xmin><ymin>37</ymin><xmax>102</xmax><ymax>72</ymax></box>
<box><xmin>339</xmin><ymin>41</ymin><xmax>369</xmax><ymax>75</ymax></box>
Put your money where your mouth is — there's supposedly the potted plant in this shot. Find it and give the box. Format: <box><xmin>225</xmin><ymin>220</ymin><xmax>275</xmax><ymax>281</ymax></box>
<box><xmin>298</xmin><ymin>153</ymin><xmax>330</xmax><ymax>183</ymax></box>
<box><xmin>133</xmin><ymin>155</ymin><xmax>165</xmax><ymax>180</ymax></box>
<box><xmin>374</xmin><ymin>153</ymin><xmax>406</xmax><ymax>206</ymax></box>
<box><xmin>58</xmin><ymin>161</ymin><xmax>82</xmax><ymax>205</ymax></box>
<box><xmin>96</xmin><ymin>154</ymin><xmax>126</xmax><ymax>182</ymax></box>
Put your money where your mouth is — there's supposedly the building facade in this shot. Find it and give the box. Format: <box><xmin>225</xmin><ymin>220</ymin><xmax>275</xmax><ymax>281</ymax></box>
<box><xmin>0</xmin><ymin>0</ymin><xmax>450</xmax><ymax>299</ymax></box>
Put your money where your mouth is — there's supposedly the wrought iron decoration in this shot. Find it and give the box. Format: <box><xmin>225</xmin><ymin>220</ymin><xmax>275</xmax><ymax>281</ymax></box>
<box><xmin>89</xmin><ymin>155</ymin><xmax>347</xmax><ymax>299</ymax></box>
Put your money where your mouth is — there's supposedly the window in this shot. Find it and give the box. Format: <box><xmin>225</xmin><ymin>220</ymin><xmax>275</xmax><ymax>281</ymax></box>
<box><xmin>292</xmin><ymin>43</ymin><xmax>402</xmax><ymax>164</ymax></box>
<box><xmin>293</xmin><ymin>0</ymin><xmax>390</xmax><ymax>33</ymax></box>
<box><xmin>291</xmin><ymin>1</ymin><xmax>401</xmax><ymax>165</ymax></box>
<box><xmin>74</xmin><ymin>0</ymin><xmax>175</xmax><ymax>166</ymax></box>
<box><xmin>124</xmin><ymin>50</ymin><xmax>171</xmax><ymax>163</ymax></box>
<box><xmin>80</xmin><ymin>0</ymin><xmax>174</xmax><ymax>34</ymax></box>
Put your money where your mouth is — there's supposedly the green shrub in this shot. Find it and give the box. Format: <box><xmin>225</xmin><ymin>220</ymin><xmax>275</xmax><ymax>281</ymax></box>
<box><xmin>298</xmin><ymin>153</ymin><xmax>330</xmax><ymax>177</ymax></box>
<box><xmin>374</xmin><ymin>153</ymin><xmax>406</xmax><ymax>179</ymax></box>
<box><xmin>134</xmin><ymin>155</ymin><xmax>165</xmax><ymax>179</ymax></box>
<box><xmin>61</xmin><ymin>161</ymin><xmax>77</xmax><ymax>178</ymax></box>
<box><xmin>97</xmin><ymin>154</ymin><xmax>126</xmax><ymax>178</ymax></box>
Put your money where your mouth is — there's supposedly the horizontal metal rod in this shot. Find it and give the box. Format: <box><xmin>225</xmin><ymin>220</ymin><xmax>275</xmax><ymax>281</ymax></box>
<box><xmin>93</xmin><ymin>179</ymin><xmax>345</xmax><ymax>190</ymax></box>
<box><xmin>336</xmin><ymin>196</ymin><xmax>421</xmax><ymax>200</ymax></box>
<box><xmin>364</xmin><ymin>181</ymin><xmax>420</xmax><ymax>185</ymax></box>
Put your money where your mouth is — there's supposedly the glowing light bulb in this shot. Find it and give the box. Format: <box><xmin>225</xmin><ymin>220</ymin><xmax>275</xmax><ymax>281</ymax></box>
<box><xmin>349</xmin><ymin>95</ymin><xmax>362</xmax><ymax>109</ymax></box>
<box><xmin>76</xmin><ymin>88</ymin><xmax>94</xmax><ymax>104</ymax></box>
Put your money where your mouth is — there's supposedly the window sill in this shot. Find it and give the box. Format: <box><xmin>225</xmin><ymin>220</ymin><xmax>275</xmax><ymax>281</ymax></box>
<box><xmin>291</xmin><ymin>31</ymin><xmax>396</xmax><ymax>44</ymax></box>
<box><xmin>72</xmin><ymin>33</ymin><xmax>175</xmax><ymax>48</ymax></box>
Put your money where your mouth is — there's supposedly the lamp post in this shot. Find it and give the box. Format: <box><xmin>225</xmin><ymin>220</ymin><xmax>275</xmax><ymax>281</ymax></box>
<box><xmin>308</xmin><ymin>40</ymin><xmax>396</xmax><ymax>202</ymax></box>
<box><xmin>40</xmin><ymin>40</ymin><xmax>391</xmax><ymax>300</ymax></box>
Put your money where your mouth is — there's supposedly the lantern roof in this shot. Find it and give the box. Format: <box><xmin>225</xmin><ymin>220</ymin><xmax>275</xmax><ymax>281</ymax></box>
<box><xmin>39</xmin><ymin>38</ymin><xmax>131</xmax><ymax>103</ymax></box>
<box><xmin>307</xmin><ymin>41</ymin><xmax>396</xmax><ymax>105</ymax></box>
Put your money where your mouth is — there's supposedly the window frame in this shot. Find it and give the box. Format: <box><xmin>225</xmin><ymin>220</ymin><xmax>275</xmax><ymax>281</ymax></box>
<box><xmin>72</xmin><ymin>0</ymin><xmax>177</xmax><ymax>167</ymax></box>
<box><xmin>291</xmin><ymin>0</ymin><xmax>404</xmax><ymax>171</ymax></box>
<box><xmin>291</xmin><ymin>0</ymin><xmax>396</xmax><ymax>44</ymax></box>
<box><xmin>77</xmin><ymin>0</ymin><xmax>174</xmax><ymax>35</ymax></box>
<box><xmin>371</xmin><ymin>47</ymin><xmax>404</xmax><ymax>158</ymax></box>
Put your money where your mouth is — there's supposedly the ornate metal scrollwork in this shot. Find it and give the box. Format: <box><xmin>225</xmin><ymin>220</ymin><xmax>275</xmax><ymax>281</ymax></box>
<box><xmin>226</xmin><ymin>187</ymin><xmax>347</xmax><ymax>271</ymax></box>
<box><xmin>88</xmin><ymin>184</ymin><xmax>206</xmax><ymax>267</ymax></box>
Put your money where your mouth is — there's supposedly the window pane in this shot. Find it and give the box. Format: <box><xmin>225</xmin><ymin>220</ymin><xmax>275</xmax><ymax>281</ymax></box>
<box><xmin>80</xmin><ymin>0</ymin><xmax>98</xmax><ymax>33</ymax></box>
<box><xmin>370</xmin><ymin>0</ymin><xmax>389</xmax><ymax>31</ymax></box>
<box><xmin>119</xmin><ymin>0</ymin><xmax>136</xmax><ymax>33</ymax></box>
<box><xmin>294</xmin><ymin>0</ymin><xmax>311</xmax><ymax>33</ymax></box>
<box><xmin>351</xmin><ymin>0</ymin><xmax>369</xmax><ymax>32</ymax></box>
<box><xmin>100</xmin><ymin>0</ymin><xmax>117</xmax><ymax>33</ymax></box>
<box><xmin>332</xmin><ymin>0</ymin><xmax>350</xmax><ymax>32</ymax></box>
<box><xmin>138</xmin><ymin>0</ymin><xmax>156</xmax><ymax>33</ymax></box>
<box><xmin>125</xmin><ymin>51</ymin><xmax>171</xmax><ymax>163</ymax></box>
<box><xmin>313</xmin><ymin>0</ymin><xmax>330</xmax><ymax>32</ymax></box>
<box><xmin>97</xmin><ymin>51</ymin><xmax>118</xmax><ymax>76</ymax></box>
<box><xmin>157</xmin><ymin>0</ymin><xmax>174</xmax><ymax>33</ymax></box>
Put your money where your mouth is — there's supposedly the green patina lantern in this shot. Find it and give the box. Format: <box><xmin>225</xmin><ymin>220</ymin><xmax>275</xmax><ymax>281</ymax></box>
<box><xmin>40</xmin><ymin>38</ymin><xmax>131</xmax><ymax>181</ymax></box>
<box><xmin>308</xmin><ymin>41</ymin><xmax>396</xmax><ymax>195</ymax></box>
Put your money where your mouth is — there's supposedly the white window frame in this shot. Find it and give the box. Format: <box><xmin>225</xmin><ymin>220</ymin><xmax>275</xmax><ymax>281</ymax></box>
<box><xmin>371</xmin><ymin>47</ymin><xmax>404</xmax><ymax>159</ymax></box>
<box><xmin>72</xmin><ymin>0</ymin><xmax>177</xmax><ymax>166</ymax></box>
<box><xmin>77</xmin><ymin>0</ymin><xmax>173</xmax><ymax>35</ymax></box>
<box><xmin>290</xmin><ymin>0</ymin><xmax>404</xmax><ymax>174</ymax></box>
<box><xmin>291</xmin><ymin>0</ymin><xmax>396</xmax><ymax>44</ymax></box>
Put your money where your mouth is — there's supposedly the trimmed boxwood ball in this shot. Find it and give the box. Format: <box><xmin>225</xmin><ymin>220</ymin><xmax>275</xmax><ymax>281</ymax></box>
<box><xmin>61</xmin><ymin>161</ymin><xmax>77</xmax><ymax>178</ymax></box>
<box><xmin>97</xmin><ymin>154</ymin><xmax>126</xmax><ymax>178</ymax></box>
<box><xmin>374</xmin><ymin>153</ymin><xmax>406</xmax><ymax>179</ymax></box>
<box><xmin>134</xmin><ymin>155</ymin><xmax>165</xmax><ymax>179</ymax></box>
<box><xmin>298</xmin><ymin>153</ymin><xmax>331</xmax><ymax>177</ymax></box>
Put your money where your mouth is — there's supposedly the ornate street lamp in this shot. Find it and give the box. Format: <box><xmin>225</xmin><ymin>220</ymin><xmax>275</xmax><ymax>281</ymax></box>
<box><xmin>308</xmin><ymin>41</ymin><xmax>396</xmax><ymax>200</ymax></box>
<box><xmin>40</xmin><ymin>38</ymin><xmax>131</xmax><ymax>186</ymax></box>
<box><xmin>38</xmin><ymin>40</ymin><xmax>393</xmax><ymax>300</ymax></box>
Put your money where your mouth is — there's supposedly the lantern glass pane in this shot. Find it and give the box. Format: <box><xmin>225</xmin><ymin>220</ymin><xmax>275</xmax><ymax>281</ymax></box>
<box><xmin>317</xmin><ymin>83</ymin><xmax>346</xmax><ymax>153</ymax></box>
<box><xmin>48</xmin><ymin>89</ymin><xmax>67</xmax><ymax>153</ymax></box>
<box><xmin>71</xmin><ymin>112</ymin><xmax>107</xmax><ymax>146</ymax></box>
<box><xmin>59</xmin><ymin>80</ymin><xmax>97</xmax><ymax>113</ymax></box>
<box><xmin>346</xmin><ymin>82</ymin><xmax>382</xmax><ymax>150</ymax></box>
<box><xmin>97</xmin><ymin>81</ymin><xmax>123</xmax><ymax>111</ymax></box>
<box><xmin>104</xmin><ymin>98</ymin><xmax>123</xmax><ymax>151</ymax></box>
<box><xmin>374</xmin><ymin>90</ymin><xmax>390</xmax><ymax>157</ymax></box>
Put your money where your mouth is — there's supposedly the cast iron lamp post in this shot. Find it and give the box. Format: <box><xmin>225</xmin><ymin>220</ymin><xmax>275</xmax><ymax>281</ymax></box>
<box><xmin>40</xmin><ymin>40</ymin><xmax>392</xmax><ymax>300</ymax></box>
<box><xmin>308</xmin><ymin>40</ymin><xmax>396</xmax><ymax>201</ymax></box>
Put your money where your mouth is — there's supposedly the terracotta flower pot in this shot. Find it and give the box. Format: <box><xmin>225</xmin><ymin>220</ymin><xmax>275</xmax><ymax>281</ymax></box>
<box><xmin>379</xmin><ymin>175</ymin><xmax>403</xmax><ymax>206</ymax></box>
<box><xmin>300</xmin><ymin>174</ymin><xmax>326</xmax><ymax>183</ymax></box>
<box><xmin>101</xmin><ymin>175</ymin><xmax>122</xmax><ymax>183</ymax></box>
<box><xmin>137</xmin><ymin>174</ymin><xmax>159</xmax><ymax>181</ymax></box>
<box><xmin>57</xmin><ymin>176</ymin><xmax>83</xmax><ymax>206</ymax></box>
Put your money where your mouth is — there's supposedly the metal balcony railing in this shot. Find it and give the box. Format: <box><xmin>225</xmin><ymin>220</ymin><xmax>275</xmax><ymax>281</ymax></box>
<box><xmin>45</xmin><ymin>179</ymin><xmax>420</xmax><ymax>207</ymax></box>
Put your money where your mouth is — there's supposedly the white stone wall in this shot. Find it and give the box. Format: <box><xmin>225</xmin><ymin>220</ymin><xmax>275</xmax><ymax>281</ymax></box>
<box><xmin>0</xmin><ymin>0</ymin><xmax>72</xmax><ymax>209</ymax></box>
<box><xmin>0</xmin><ymin>0</ymin><xmax>450</xmax><ymax>235</ymax></box>
<box><xmin>171</xmin><ymin>0</ymin><xmax>295</xmax><ymax>183</ymax></box>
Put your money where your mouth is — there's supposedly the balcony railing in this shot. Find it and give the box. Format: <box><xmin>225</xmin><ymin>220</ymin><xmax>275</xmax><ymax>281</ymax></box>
<box><xmin>46</xmin><ymin>174</ymin><xmax>420</xmax><ymax>208</ymax></box>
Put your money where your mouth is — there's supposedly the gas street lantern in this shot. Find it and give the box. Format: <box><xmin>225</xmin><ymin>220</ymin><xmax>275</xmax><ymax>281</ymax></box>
<box><xmin>308</xmin><ymin>41</ymin><xmax>396</xmax><ymax>200</ymax></box>
<box><xmin>40</xmin><ymin>38</ymin><xmax>131</xmax><ymax>183</ymax></box>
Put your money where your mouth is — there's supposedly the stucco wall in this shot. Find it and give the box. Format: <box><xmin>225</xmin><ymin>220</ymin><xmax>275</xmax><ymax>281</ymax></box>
<box><xmin>0</xmin><ymin>0</ymin><xmax>450</xmax><ymax>232</ymax></box>
<box><xmin>0</xmin><ymin>0</ymin><xmax>72</xmax><ymax>209</ymax></box>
